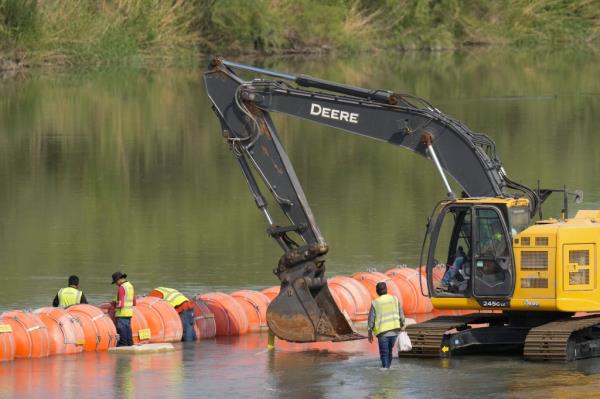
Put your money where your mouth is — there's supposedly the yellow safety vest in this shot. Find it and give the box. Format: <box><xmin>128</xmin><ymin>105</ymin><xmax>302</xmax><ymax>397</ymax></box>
<box><xmin>115</xmin><ymin>281</ymin><xmax>134</xmax><ymax>318</ymax></box>
<box><xmin>372</xmin><ymin>294</ymin><xmax>401</xmax><ymax>336</ymax></box>
<box><xmin>57</xmin><ymin>287</ymin><xmax>83</xmax><ymax>308</ymax></box>
<box><xmin>155</xmin><ymin>287</ymin><xmax>188</xmax><ymax>308</ymax></box>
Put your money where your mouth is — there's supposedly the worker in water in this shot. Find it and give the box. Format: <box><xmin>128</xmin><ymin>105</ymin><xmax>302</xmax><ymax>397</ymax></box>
<box><xmin>367</xmin><ymin>282</ymin><xmax>405</xmax><ymax>369</ymax></box>
<box><xmin>52</xmin><ymin>275</ymin><xmax>88</xmax><ymax>308</ymax></box>
<box><xmin>148</xmin><ymin>287</ymin><xmax>197</xmax><ymax>341</ymax></box>
<box><xmin>111</xmin><ymin>271</ymin><xmax>135</xmax><ymax>346</ymax></box>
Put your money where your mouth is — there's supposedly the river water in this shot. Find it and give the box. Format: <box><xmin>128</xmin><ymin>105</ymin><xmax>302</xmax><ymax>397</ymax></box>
<box><xmin>0</xmin><ymin>48</ymin><xmax>600</xmax><ymax>398</ymax></box>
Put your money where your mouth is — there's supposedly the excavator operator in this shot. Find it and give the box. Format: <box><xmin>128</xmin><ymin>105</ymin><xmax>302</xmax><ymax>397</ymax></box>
<box><xmin>439</xmin><ymin>246</ymin><xmax>467</xmax><ymax>291</ymax></box>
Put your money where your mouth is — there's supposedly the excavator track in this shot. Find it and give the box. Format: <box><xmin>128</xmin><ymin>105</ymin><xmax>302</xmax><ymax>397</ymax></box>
<box><xmin>398</xmin><ymin>314</ymin><xmax>505</xmax><ymax>358</ymax></box>
<box><xmin>524</xmin><ymin>315</ymin><xmax>600</xmax><ymax>362</ymax></box>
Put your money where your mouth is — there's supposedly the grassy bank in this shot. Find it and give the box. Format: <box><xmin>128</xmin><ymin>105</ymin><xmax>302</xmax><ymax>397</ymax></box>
<box><xmin>1</xmin><ymin>0</ymin><xmax>599</xmax><ymax>70</ymax></box>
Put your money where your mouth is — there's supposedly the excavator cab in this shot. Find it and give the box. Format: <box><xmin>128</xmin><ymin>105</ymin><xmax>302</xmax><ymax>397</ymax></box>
<box><xmin>424</xmin><ymin>198</ymin><xmax>528</xmax><ymax>304</ymax></box>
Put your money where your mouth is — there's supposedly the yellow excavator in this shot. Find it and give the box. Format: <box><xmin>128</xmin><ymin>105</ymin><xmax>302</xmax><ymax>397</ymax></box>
<box><xmin>204</xmin><ymin>58</ymin><xmax>600</xmax><ymax>361</ymax></box>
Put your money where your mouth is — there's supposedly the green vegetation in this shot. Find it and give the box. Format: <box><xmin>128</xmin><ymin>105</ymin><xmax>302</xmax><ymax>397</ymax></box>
<box><xmin>1</xmin><ymin>0</ymin><xmax>599</xmax><ymax>69</ymax></box>
<box><xmin>0</xmin><ymin>0</ymin><xmax>198</xmax><ymax>67</ymax></box>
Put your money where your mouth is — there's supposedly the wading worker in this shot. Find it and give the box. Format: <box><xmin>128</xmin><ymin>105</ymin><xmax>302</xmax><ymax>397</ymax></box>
<box><xmin>147</xmin><ymin>287</ymin><xmax>197</xmax><ymax>341</ymax></box>
<box><xmin>53</xmin><ymin>275</ymin><xmax>88</xmax><ymax>308</ymax></box>
<box><xmin>111</xmin><ymin>271</ymin><xmax>135</xmax><ymax>347</ymax></box>
<box><xmin>368</xmin><ymin>282</ymin><xmax>405</xmax><ymax>369</ymax></box>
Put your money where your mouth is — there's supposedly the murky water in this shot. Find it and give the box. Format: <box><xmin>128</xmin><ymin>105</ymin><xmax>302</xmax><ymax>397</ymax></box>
<box><xmin>1</xmin><ymin>48</ymin><xmax>600</xmax><ymax>398</ymax></box>
<box><xmin>2</xmin><ymin>334</ymin><xmax>600</xmax><ymax>399</ymax></box>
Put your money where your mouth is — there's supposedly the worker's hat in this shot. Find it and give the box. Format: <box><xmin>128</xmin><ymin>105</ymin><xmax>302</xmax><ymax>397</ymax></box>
<box><xmin>111</xmin><ymin>271</ymin><xmax>127</xmax><ymax>284</ymax></box>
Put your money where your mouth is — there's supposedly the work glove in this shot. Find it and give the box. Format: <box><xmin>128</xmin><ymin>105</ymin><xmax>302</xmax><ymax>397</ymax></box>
<box><xmin>368</xmin><ymin>331</ymin><xmax>373</xmax><ymax>343</ymax></box>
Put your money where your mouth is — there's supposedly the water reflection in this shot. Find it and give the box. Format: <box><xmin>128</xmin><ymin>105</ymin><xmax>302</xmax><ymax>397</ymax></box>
<box><xmin>0</xmin><ymin>333</ymin><xmax>600</xmax><ymax>398</ymax></box>
<box><xmin>114</xmin><ymin>355</ymin><xmax>135</xmax><ymax>399</ymax></box>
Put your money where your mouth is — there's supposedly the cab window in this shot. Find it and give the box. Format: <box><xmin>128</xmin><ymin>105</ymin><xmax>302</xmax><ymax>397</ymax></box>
<box><xmin>429</xmin><ymin>206</ymin><xmax>472</xmax><ymax>296</ymax></box>
<box><xmin>508</xmin><ymin>206</ymin><xmax>530</xmax><ymax>236</ymax></box>
<box><xmin>473</xmin><ymin>207</ymin><xmax>513</xmax><ymax>297</ymax></box>
<box><xmin>477</xmin><ymin>209</ymin><xmax>509</xmax><ymax>257</ymax></box>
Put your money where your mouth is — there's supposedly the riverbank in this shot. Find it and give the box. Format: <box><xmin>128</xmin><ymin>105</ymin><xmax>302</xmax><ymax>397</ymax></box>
<box><xmin>1</xmin><ymin>0</ymin><xmax>599</xmax><ymax>73</ymax></box>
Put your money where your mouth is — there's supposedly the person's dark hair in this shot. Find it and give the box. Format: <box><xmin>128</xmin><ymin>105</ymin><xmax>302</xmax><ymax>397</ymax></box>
<box><xmin>376</xmin><ymin>282</ymin><xmax>387</xmax><ymax>296</ymax></box>
<box><xmin>68</xmin><ymin>275</ymin><xmax>79</xmax><ymax>286</ymax></box>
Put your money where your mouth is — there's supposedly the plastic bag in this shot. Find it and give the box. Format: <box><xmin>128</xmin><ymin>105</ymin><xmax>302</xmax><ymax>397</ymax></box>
<box><xmin>397</xmin><ymin>331</ymin><xmax>412</xmax><ymax>352</ymax></box>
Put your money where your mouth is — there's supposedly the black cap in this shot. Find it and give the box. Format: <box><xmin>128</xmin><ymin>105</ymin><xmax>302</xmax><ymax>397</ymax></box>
<box><xmin>111</xmin><ymin>271</ymin><xmax>127</xmax><ymax>284</ymax></box>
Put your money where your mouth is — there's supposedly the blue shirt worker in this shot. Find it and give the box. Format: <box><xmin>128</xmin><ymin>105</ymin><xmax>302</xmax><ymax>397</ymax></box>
<box><xmin>368</xmin><ymin>282</ymin><xmax>405</xmax><ymax>369</ymax></box>
<box><xmin>148</xmin><ymin>287</ymin><xmax>197</xmax><ymax>341</ymax></box>
<box><xmin>53</xmin><ymin>275</ymin><xmax>88</xmax><ymax>308</ymax></box>
<box><xmin>111</xmin><ymin>271</ymin><xmax>135</xmax><ymax>347</ymax></box>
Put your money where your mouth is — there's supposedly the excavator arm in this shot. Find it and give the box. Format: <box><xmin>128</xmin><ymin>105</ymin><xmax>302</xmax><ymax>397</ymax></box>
<box><xmin>204</xmin><ymin>58</ymin><xmax>537</xmax><ymax>342</ymax></box>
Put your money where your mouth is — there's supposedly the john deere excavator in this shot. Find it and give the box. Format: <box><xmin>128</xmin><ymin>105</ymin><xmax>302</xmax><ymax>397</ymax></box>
<box><xmin>204</xmin><ymin>58</ymin><xmax>600</xmax><ymax>361</ymax></box>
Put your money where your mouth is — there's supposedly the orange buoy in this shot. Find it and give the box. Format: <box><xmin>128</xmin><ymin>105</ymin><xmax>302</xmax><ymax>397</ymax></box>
<box><xmin>94</xmin><ymin>301</ymin><xmax>149</xmax><ymax>343</ymax></box>
<box><xmin>261</xmin><ymin>286</ymin><xmax>280</xmax><ymax>301</ymax></box>
<box><xmin>67</xmin><ymin>304</ymin><xmax>117</xmax><ymax>351</ymax></box>
<box><xmin>328</xmin><ymin>276</ymin><xmax>371</xmax><ymax>321</ymax></box>
<box><xmin>136</xmin><ymin>297</ymin><xmax>183</xmax><ymax>343</ymax></box>
<box><xmin>231</xmin><ymin>290</ymin><xmax>270</xmax><ymax>332</ymax></box>
<box><xmin>135</xmin><ymin>299</ymin><xmax>164</xmax><ymax>343</ymax></box>
<box><xmin>131</xmin><ymin>307</ymin><xmax>152</xmax><ymax>344</ymax></box>
<box><xmin>95</xmin><ymin>302</ymin><xmax>151</xmax><ymax>344</ymax></box>
<box><xmin>385</xmin><ymin>267</ymin><xmax>433</xmax><ymax>314</ymax></box>
<box><xmin>198</xmin><ymin>292</ymin><xmax>248</xmax><ymax>336</ymax></box>
<box><xmin>190</xmin><ymin>298</ymin><xmax>216</xmax><ymax>339</ymax></box>
<box><xmin>328</xmin><ymin>283</ymin><xmax>356</xmax><ymax>321</ymax></box>
<box><xmin>352</xmin><ymin>271</ymin><xmax>402</xmax><ymax>301</ymax></box>
<box><xmin>1</xmin><ymin>311</ymin><xmax>50</xmax><ymax>358</ymax></box>
<box><xmin>34</xmin><ymin>307</ymin><xmax>85</xmax><ymax>355</ymax></box>
<box><xmin>94</xmin><ymin>302</ymin><xmax>114</xmax><ymax>318</ymax></box>
<box><xmin>0</xmin><ymin>321</ymin><xmax>15</xmax><ymax>361</ymax></box>
<box><xmin>420</xmin><ymin>264</ymin><xmax>446</xmax><ymax>282</ymax></box>
<box><xmin>385</xmin><ymin>268</ymin><xmax>419</xmax><ymax>314</ymax></box>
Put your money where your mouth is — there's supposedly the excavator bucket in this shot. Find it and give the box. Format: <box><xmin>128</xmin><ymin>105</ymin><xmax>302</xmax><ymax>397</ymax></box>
<box><xmin>266</xmin><ymin>244</ymin><xmax>364</xmax><ymax>342</ymax></box>
<box><xmin>267</xmin><ymin>280</ymin><xmax>364</xmax><ymax>342</ymax></box>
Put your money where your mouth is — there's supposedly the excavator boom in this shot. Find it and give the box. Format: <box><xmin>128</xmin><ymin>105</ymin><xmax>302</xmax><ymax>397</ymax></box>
<box><xmin>204</xmin><ymin>58</ymin><xmax>536</xmax><ymax>343</ymax></box>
